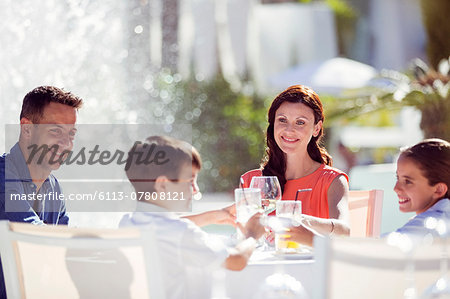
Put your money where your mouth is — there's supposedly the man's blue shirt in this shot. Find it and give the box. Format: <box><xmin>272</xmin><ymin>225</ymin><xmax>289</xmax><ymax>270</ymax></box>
<box><xmin>0</xmin><ymin>143</ymin><xmax>68</xmax><ymax>225</ymax></box>
<box><xmin>0</xmin><ymin>143</ymin><xmax>69</xmax><ymax>298</ymax></box>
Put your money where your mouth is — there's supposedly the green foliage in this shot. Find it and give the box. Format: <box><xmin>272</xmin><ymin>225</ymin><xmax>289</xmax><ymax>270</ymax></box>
<box><xmin>297</xmin><ymin>0</ymin><xmax>355</xmax><ymax>18</ymax></box>
<box><xmin>322</xmin><ymin>58</ymin><xmax>450</xmax><ymax>141</ymax></box>
<box><xmin>325</xmin><ymin>0</ymin><xmax>355</xmax><ymax>18</ymax></box>
<box><xmin>172</xmin><ymin>74</ymin><xmax>267</xmax><ymax>192</ymax></box>
<box><xmin>321</xmin><ymin>92</ymin><xmax>403</xmax><ymax>126</ymax></box>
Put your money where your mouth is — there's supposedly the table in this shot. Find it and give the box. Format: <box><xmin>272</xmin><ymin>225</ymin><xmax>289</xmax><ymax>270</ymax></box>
<box><xmin>193</xmin><ymin>201</ymin><xmax>316</xmax><ymax>298</ymax></box>
<box><xmin>224</xmin><ymin>250</ymin><xmax>315</xmax><ymax>299</ymax></box>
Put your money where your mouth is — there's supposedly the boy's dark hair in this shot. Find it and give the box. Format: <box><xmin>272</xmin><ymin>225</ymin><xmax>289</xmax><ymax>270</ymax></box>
<box><xmin>20</xmin><ymin>86</ymin><xmax>83</xmax><ymax>123</ymax></box>
<box><xmin>125</xmin><ymin>136</ymin><xmax>201</xmax><ymax>193</ymax></box>
<box><xmin>400</xmin><ymin>138</ymin><xmax>450</xmax><ymax>198</ymax></box>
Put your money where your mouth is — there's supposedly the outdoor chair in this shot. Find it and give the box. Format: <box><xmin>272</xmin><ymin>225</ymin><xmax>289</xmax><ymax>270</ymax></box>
<box><xmin>313</xmin><ymin>235</ymin><xmax>442</xmax><ymax>299</ymax></box>
<box><xmin>0</xmin><ymin>220</ymin><xmax>165</xmax><ymax>299</ymax></box>
<box><xmin>348</xmin><ymin>189</ymin><xmax>384</xmax><ymax>237</ymax></box>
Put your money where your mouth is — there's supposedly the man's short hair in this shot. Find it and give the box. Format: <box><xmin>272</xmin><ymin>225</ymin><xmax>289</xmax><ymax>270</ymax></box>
<box><xmin>125</xmin><ymin>136</ymin><xmax>201</xmax><ymax>192</ymax></box>
<box><xmin>20</xmin><ymin>86</ymin><xmax>83</xmax><ymax>123</ymax></box>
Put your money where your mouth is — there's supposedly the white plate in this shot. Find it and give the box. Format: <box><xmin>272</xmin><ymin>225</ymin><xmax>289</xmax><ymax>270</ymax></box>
<box><xmin>274</xmin><ymin>251</ymin><xmax>313</xmax><ymax>260</ymax></box>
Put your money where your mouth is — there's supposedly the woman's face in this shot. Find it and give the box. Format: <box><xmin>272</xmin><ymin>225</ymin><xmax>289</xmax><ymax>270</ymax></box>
<box><xmin>394</xmin><ymin>156</ymin><xmax>441</xmax><ymax>214</ymax></box>
<box><xmin>273</xmin><ymin>102</ymin><xmax>322</xmax><ymax>156</ymax></box>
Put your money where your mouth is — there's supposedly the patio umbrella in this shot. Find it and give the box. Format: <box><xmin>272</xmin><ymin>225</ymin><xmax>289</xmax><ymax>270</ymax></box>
<box><xmin>269</xmin><ymin>57</ymin><xmax>378</xmax><ymax>96</ymax></box>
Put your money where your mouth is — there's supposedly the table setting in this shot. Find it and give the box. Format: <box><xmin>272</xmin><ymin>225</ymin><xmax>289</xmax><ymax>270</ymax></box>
<box><xmin>224</xmin><ymin>176</ymin><xmax>315</xmax><ymax>298</ymax></box>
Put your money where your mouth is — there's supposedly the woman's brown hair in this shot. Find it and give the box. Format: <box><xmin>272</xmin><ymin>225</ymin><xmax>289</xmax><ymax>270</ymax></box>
<box><xmin>262</xmin><ymin>85</ymin><xmax>332</xmax><ymax>191</ymax></box>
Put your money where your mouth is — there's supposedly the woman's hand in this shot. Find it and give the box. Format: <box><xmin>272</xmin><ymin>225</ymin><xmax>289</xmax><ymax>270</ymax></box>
<box><xmin>281</xmin><ymin>224</ymin><xmax>318</xmax><ymax>247</ymax></box>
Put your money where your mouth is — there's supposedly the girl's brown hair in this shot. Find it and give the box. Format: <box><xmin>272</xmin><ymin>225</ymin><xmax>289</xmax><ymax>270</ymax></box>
<box><xmin>400</xmin><ymin>138</ymin><xmax>450</xmax><ymax>199</ymax></box>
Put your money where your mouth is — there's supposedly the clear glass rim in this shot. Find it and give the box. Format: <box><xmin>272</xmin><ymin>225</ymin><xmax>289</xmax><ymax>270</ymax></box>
<box><xmin>250</xmin><ymin>176</ymin><xmax>279</xmax><ymax>180</ymax></box>
<box><xmin>234</xmin><ymin>187</ymin><xmax>261</xmax><ymax>193</ymax></box>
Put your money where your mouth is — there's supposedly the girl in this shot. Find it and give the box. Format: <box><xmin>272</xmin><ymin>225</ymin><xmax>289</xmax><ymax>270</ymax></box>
<box><xmin>393</xmin><ymin>138</ymin><xmax>450</xmax><ymax>235</ymax></box>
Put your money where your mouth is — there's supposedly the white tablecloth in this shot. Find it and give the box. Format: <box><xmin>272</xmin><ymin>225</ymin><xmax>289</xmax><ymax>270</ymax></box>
<box><xmin>224</xmin><ymin>250</ymin><xmax>315</xmax><ymax>299</ymax></box>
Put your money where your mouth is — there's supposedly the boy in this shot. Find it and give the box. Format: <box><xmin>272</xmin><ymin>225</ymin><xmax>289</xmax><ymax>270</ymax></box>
<box><xmin>120</xmin><ymin>135</ymin><xmax>265</xmax><ymax>299</ymax></box>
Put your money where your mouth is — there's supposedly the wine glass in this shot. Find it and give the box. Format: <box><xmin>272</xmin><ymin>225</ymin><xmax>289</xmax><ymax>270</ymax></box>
<box><xmin>250</xmin><ymin>176</ymin><xmax>282</xmax><ymax>215</ymax></box>
<box><xmin>421</xmin><ymin>217</ymin><xmax>450</xmax><ymax>299</ymax></box>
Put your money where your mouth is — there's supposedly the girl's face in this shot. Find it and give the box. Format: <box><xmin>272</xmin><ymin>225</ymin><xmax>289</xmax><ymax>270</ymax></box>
<box><xmin>394</xmin><ymin>156</ymin><xmax>441</xmax><ymax>214</ymax></box>
<box><xmin>273</xmin><ymin>102</ymin><xmax>322</xmax><ymax>156</ymax></box>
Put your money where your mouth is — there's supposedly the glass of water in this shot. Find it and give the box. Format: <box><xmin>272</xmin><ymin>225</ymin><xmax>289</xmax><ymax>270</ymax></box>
<box><xmin>234</xmin><ymin>188</ymin><xmax>262</xmax><ymax>239</ymax></box>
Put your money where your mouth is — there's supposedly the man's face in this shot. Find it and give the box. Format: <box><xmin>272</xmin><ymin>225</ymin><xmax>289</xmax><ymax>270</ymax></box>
<box><xmin>28</xmin><ymin>102</ymin><xmax>77</xmax><ymax>171</ymax></box>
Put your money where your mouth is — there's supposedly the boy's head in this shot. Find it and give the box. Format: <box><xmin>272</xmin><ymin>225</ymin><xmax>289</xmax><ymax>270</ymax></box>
<box><xmin>125</xmin><ymin>136</ymin><xmax>201</xmax><ymax>201</ymax></box>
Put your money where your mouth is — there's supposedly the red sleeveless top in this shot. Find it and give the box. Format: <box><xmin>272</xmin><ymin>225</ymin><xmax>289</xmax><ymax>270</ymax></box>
<box><xmin>240</xmin><ymin>164</ymin><xmax>348</xmax><ymax>219</ymax></box>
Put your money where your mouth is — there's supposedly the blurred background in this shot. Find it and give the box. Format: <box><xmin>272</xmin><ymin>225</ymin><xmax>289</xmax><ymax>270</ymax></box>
<box><xmin>0</xmin><ymin>0</ymin><xmax>449</xmax><ymax>233</ymax></box>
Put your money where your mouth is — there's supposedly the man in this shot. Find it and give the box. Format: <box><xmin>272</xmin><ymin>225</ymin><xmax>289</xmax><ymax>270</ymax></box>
<box><xmin>0</xmin><ymin>86</ymin><xmax>83</xmax><ymax>298</ymax></box>
<box><xmin>120</xmin><ymin>136</ymin><xmax>265</xmax><ymax>299</ymax></box>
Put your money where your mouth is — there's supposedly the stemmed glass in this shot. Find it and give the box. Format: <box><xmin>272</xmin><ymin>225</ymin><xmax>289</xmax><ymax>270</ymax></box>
<box><xmin>250</xmin><ymin>176</ymin><xmax>282</xmax><ymax>215</ymax></box>
<box><xmin>421</xmin><ymin>217</ymin><xmax>450</xmax><ymax>298</ymax></box>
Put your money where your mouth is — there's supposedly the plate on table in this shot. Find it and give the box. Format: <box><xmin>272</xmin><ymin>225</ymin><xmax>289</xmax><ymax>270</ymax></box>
<box><xmin>276</xmin><ymin>252</ymin><xmax>313</xmax><ymax>260</ymax></box>
<box><xmin>250</xmin><ymin>249</ymin><xmax>313</xmax><ymax>262</ymax></box>
<box><xmin>273</xmin><ymin>247</ymin><xmax>313</xmax><ymax>260</ymax></box>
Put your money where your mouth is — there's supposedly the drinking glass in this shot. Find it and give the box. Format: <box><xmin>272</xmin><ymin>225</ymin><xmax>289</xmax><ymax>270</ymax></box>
<box><xmin>275</xmin><ymin>200</ymin><xmax>302</xmax><ymax>254</ymax></box>
<box><xmin>234</xmin><ymin>188</ymin><xmax>262</xmax><ymax>240</ymax></box>
<box><xmin>250</xmin><ymin>176</ymin><xmax>282</xmax><ymax>215</ymax></box>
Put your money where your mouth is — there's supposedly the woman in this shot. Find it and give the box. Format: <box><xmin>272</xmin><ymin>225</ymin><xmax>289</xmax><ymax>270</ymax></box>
<box><xmin>240</xmin><ymin>85</ymin><xmax>350</xmax><ymax>246</ymax></box>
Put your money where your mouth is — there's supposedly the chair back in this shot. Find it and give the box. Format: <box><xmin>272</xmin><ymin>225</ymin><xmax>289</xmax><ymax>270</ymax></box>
<box><xmin>348</xmin><ymin>189</ymin><xmax>383</xmax><ymax>237</ymax></box>
<box><xmin>0</xmin><ymin>220</ymin><xmax>165</xmax><ymax>299</ymax></box>
<box><xmin>313</xmin><ymin>236</ymin><xmax>442</xmax><ymax>299</ymax></box>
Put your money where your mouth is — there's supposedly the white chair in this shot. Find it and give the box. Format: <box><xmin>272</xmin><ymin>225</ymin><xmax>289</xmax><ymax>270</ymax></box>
<box><xmin>0</xmin><ymin>220</ymin><xmax>165</xmax><ymax>299</ymax></box>
<box><xmin>313</xmin><ymin>236</ymin><xmax>442</xmax><ymax>299</ymax></box>
<box><xmin>348</xmin><ymin>189</ymin><xmax>384</xmax><ymax>237</ymax></box>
